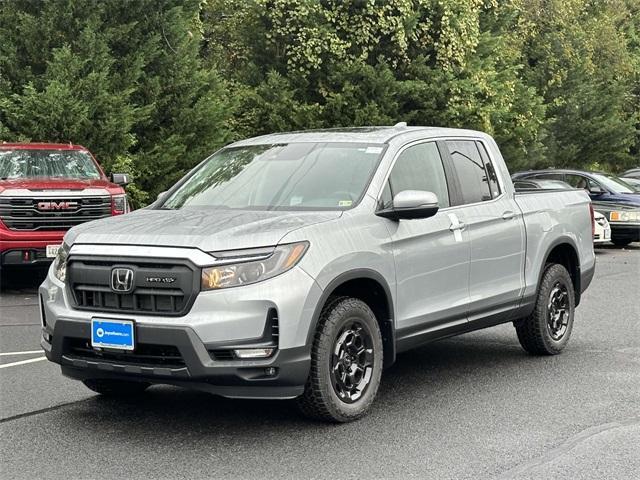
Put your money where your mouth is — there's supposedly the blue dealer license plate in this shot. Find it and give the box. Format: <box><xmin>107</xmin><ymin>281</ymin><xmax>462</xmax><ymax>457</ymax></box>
<box><xmin>91</xmin><ymin>318</ymin><xmax>135</xmax><ymax>350</ymax></box>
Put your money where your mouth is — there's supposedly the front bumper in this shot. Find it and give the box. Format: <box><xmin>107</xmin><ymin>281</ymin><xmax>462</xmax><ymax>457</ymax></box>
<box><xmin>39</xmin><ymin>261</ymin><xmax>323</xmax><ymax>399</ymax></box>
<box><xmin>42</xmin><ymin>319</ymin><xmax>309</xmax><ymax>399</ymax></box>
<box><xmin>0</xmin><ymin>230</ymin><xmax>64</xmax><ymax>266</ymax></box>
<box><xmin>609</xmin><ymin>223</ymin><xmax>640</xmax><ymax>241</ymax></box>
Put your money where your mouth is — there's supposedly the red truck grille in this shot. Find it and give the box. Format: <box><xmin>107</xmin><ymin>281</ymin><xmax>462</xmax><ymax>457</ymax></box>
<box><xmin>0</xmin><ymin>196</ymin><xmax>112</xmax><ymax>231</ymax></box>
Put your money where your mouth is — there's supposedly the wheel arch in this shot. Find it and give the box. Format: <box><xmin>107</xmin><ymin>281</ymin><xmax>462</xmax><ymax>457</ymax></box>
<box><xmin>540</xmin><ymin>238</ymin><xmax>582</xmax><ymax>305</ymax></box>
<box><xmin>307</xmin><ymin>269</ymin><xmax>396</xmax><ymax>368</ymax></box>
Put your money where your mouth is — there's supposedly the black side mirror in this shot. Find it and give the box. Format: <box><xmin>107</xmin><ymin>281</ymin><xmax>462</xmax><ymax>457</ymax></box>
<box><xmin>376</xmin><ymin>190</ymin><xmax>439</xmax><ymax>220</ymax></box>
<box><xmin>111</xmin><ymin>173</ymin><xmax>130</xmax><ymax>186</ymax></box>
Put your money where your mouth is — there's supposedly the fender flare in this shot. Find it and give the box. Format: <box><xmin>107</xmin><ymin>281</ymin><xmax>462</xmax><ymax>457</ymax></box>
<box><xmin>305</xmin><ymin>268</ymin><xmax>396</xmax><ymax>367</ymax></box>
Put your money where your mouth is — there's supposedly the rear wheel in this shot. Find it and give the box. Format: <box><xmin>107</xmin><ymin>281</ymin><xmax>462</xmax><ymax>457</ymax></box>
<box><xmin>82</xmin><ymin>379</ymin><xmax>150</xmax><ymax>396</ymax></box>
<box><xmin>297</xmin><ymin>297</ymin><xmax>383</xmax><ymax>422</ymax></box>
<box><xmin>515</xmin><ymin>263</ymin><xmax>575</xmax><ymax>355</ymax></box>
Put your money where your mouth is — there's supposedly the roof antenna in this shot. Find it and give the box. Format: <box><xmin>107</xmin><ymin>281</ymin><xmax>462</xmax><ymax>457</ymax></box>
<box><xmin>394</xmin><ymin>122</ymin><xmax>407</xmax><ymax>129</ymax></box>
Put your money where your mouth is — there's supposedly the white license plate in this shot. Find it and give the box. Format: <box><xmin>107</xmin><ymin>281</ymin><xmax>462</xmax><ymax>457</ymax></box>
<box><xmin>46</xmin><ymin>244</ymin><xmax>61</xmax><ymax>258</ymax></box>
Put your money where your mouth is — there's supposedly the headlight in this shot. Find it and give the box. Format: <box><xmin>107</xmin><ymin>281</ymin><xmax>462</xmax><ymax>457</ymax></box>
<box><xmin>53</xmin><ymin>243</ymin><xmax>70</xmax><ymax>282</ymax></box>
<box><xmin>201</xmin><ymin>242</ymin><xmax>309</xmax><ymax>290</ymax></box>
<box><xmin>610</xmin><ymin>211</ymin><xmax>640</xmax><ymax>222</ymax></box>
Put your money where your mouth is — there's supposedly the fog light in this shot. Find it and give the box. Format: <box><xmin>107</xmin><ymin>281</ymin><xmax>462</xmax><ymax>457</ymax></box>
<box><xmin>233</xmin><ymin>348</ymin><xmax>275</xmax><ymax>359</ymax></box>
<box><xmin>42</xmin><ymin>331</ymin><xmax>52</xmax><ymax>343</ymax></box>
<box><xmin>265</xmin><ymin>367</ymin><xmax>277</xmax><ymax>377</ymax></box>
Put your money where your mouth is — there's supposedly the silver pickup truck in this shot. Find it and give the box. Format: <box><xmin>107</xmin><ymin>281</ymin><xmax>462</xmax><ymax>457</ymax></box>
<box><xmin>40</xmin><ymin>126</ymin><xmax>596</xmax><ymax>422</ymax></box>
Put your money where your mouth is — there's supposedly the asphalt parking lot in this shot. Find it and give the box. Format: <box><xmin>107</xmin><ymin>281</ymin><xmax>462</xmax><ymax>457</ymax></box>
<box><xmin>0</xmin><ymin>246</ymin><xmax>639</xmax><ymax>480</ymax></box>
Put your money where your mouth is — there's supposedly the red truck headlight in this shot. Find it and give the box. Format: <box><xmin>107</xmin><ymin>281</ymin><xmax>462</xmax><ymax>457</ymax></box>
<box><xmin>111</xmin><ymin>194</ymin><xmax>127</xmax><ymax>215</ymax></box>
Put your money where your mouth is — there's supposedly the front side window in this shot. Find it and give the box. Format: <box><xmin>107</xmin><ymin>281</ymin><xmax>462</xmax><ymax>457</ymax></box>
<box><xmin>161</xmin><ymin>143</ymin><xmax>384</xmax><ymax>211</ymax></box>
<box><xmin>0</xmin><ymin>149</ymin><xmax>102</xmax><ymax>180</ymax></box>
<box><xmin>380</xmin><ymin>142</ymin><xmax>450</xmax><ymax>209</ymax></box>
<box><xmin>446</xmin><ymin>140</ymin><xmax>492</xmax><ymax>204</ymax></box>
<box><xmin>565</xmin><ymin>174</ymin><xmax>596</xmax><ymax>191</ymax></box>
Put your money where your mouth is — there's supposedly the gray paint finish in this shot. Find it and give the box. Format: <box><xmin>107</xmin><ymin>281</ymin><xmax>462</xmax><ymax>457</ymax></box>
<box><xmin>40</xmin><ymin>126</ymin><xmax>595</xmax><ymax>398</ymax></box>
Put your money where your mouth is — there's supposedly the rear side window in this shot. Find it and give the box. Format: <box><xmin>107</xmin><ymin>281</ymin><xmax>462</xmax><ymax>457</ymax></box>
<box><xmin>446</xmin><ymin>140</ymin><xmax>492</xmax><ymax>204</ymax></box>
<box><xmin>381</xmin><ymin>142</ymin><xmax>450</xmax><ymax>209</ymax></box>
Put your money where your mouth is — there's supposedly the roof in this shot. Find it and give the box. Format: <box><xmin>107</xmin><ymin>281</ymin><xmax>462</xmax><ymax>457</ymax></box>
<box><xmin>513</xmin><ymin>169</ymin><xmax>609</xmax><ymax>177</ymax></box>
<box><xmin>0</xmin><ymin>142</ymin><xmax>88</xmax><ymax>151</ymax></box>
<box><xmin>231</xmin><ymin>126</ymin><xmax>487</xmax><ymax>146</ymax></box>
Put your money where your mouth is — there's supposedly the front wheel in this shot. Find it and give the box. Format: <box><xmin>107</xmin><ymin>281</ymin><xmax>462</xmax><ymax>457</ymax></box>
<box><xmin>515</xmin><ymin>263</ymin><xmax>575</xmax><ymax>355</ymax></box>
<box><xmin>297</xmin><ymin>297</ymin><xmax>383</xmax><ymax>422</ymax></box>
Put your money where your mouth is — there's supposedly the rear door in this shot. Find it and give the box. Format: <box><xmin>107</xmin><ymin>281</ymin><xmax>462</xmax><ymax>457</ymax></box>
<box><xmin>380</xmin><ymin>141</ymin><xmax>471</xmax><ymax>347</ymax></box>
<box><xmin>443</xmin><ymin>139</ymin><xmax>526</xmax><ymax>325</ymax></box>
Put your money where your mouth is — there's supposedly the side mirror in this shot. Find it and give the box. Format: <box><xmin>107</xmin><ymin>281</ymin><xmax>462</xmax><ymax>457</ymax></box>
<box><xmin>111</xmin><ymin>173</ymin><xmax>130</xmax><ymax>186</ymax></box>
<box><xmin>156</xmin><ymin>191</ymin><xmax>168</xmax><ymax>202</ymax></box>
<box><xmin>588</xmin><ymin>185</ymin><xmax>605</xmax><ymax>195</ymax></box>
<box><xmin>376</xmin><ymin>190</ymin><xmax>439</xmax><ymax>220</ymax></box>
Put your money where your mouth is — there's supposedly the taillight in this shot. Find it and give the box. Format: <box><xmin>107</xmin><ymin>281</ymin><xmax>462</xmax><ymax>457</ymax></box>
<box><xmin>589</xmin><ymin>203</ymin><xmax>595</xmax><ymax>235</ymax></box>
<box><xmin>111</xmin><ymin>194</ymin><xmax>127</xmax><ymax>215</ymax></box>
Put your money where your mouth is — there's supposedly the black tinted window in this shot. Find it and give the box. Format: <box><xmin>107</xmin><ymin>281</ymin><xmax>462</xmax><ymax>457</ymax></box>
<box><xmin>446</xmin><ymin>140</ymin><xmax>492</xmax><ymax>204</ymax></box>
<box><xmin>382</xmin><ymin>142</ymin><xmax>450</xmax><ymax>209</ymax></box>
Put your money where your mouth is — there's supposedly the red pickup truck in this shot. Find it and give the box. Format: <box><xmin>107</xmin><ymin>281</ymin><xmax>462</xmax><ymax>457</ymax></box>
<box><xmin>0</xmin><ymin>143</ymin><xmax>129</xmax><ymax>271</ymax></box>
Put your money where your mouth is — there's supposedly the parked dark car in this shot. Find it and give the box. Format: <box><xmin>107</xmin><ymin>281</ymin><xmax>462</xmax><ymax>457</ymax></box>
<box><xmin>513</xmin><ymin>169</ymin><xmax>640</xmax><ymax>246</ymax></box>
<box><xmin>512</xmin><ymin>178</ymin><xmax>572</xmax><ymax>191</ymax></box>
<box><xmin>621</xmin><ymin>168</ymin><xmax>640</xmax><ymax>180</ymax></box>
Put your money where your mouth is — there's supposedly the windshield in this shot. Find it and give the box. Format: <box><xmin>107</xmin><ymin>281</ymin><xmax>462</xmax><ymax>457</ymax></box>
<box><xmin>161</xmin><ymin>143</ymin><xmax>385</xmax><ymax>210</ymax></box>
<box><xmin>591</xmin><ymin>173</ymin><xmax>636</xmax><ymax>194</ymax></box>
<box><xmin>0</xmin><ymin>149</ymin><xmax>102</xmax><ymax>180</ymax></box>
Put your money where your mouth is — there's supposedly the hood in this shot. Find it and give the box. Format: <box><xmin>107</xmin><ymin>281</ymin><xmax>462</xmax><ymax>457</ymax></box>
<box><xmin>0</xmin><ymin>177</ymin><xmax>120</xmax><ymax>192</ymax></box>
<box><xmin>65</xmin><ymin>208</ymin><xmax>342</xmax><ymax>252</ymax></box>
<box><xmin>594</xmin><ymin>192</ymin><xmax>640</xmax><ymax>207</ymax></box>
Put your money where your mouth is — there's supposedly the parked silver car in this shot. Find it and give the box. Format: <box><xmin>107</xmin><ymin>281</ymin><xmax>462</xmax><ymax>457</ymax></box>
<box><xmin>40</xmin><ymin>126</ymin><xmax>596</xmax><ymax>422</ymax></box>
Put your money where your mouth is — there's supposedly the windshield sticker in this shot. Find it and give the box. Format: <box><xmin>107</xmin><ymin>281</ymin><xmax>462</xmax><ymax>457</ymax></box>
<box><xmin>365</xmin><ymin>147</ymin><xmax>383</xmax><ymax>154</ymax></box>
<box><xmin>338</xmin><ymin>200</ymin><xmax>353</xmax><ymax>207</ymax></box>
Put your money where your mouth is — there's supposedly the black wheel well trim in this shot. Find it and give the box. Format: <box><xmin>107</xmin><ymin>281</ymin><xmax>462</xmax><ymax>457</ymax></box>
<box><xmin>306</xmin><ymin>268</ymin><xmax>396</xmax><ymax>368</ymax></box>
<box><xmin>538</xmin><ymin>237</ymin><xmax>582</xmax><ymax>305</ymax></box>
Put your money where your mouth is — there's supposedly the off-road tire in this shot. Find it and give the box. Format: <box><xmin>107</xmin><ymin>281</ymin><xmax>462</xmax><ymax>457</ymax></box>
<box><xmin>297</xmin><ymin>296</ymin><xmax>383</xmax><ymax>423</ymax></box>
<box><xmin>515</xmin><ymin>263</ymin><xmax>575</xmax><ymax>355</ymax></box>
<box><xmin>83</xmin><ymin>379</ymin><xmax>150</xmax><ymax>396</ymax></box>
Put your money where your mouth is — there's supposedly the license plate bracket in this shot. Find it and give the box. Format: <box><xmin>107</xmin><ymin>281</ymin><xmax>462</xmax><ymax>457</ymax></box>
<box><xmin>46</xmin><ymin>244</ymin><xmax>61</xmax><ymax>258</ymax></box>
<box><xmin>91</xmin><ymin>318</ymin><xmax>135</xmax><ymax>351</ymax></box>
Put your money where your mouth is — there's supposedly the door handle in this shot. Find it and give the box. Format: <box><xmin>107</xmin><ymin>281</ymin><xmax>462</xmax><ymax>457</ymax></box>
<box><xmin>449</xmin><ymin>221</ymin><xmax>466</xmax><ymax>231</ymax></box>
<box><xmin>502</xmin><ymin>211</ymin><xmax>515</xmax><ymax>220</ymax></box>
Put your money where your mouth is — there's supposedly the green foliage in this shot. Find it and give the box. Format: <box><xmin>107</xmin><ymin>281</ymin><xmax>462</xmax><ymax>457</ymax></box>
<box><xmin>0</xmin><ymin>0</ymin><xmax>234</xmax><ymax>199</ymax></box>
<box><xmin>1</xmin><ymin>0</ymin><xmax>638</xmax><ymax>205</ymax></box>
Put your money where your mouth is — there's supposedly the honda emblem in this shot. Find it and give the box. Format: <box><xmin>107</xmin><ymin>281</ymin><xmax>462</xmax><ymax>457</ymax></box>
<box><xmin>111</xmin><ymin>268</ymin><xmax>134</xmax><ymax>293</ymax></box>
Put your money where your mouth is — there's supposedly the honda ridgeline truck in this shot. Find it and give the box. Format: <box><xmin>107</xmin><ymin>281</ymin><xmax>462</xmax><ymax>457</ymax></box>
<box><xmin>0</xmin><ymin>143</ymin><xmax>130</xmax><ymax>272</ymax></box>
<box><xmin>40</xmin><ymin>126</ymin><xmax>595</xmax><ymax>422</ymax></box>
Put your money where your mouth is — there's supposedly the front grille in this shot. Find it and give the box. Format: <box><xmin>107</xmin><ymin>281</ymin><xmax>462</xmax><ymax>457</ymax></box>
<box><xmin>66</xmin><ymin>338</ymin><xmax>185</xmax><ymax>368</ymax></box>
<box><xmin>0</xmin><ymin>195</ymin><xmax>112</xmax><ymax>231</ymax></box>
<box><xmin>68</xmin><ymin>257</ymin><xmax>199</xmax><ymax>316</ymax></box>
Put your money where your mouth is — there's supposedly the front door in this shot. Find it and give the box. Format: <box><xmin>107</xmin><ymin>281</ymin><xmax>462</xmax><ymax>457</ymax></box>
<box><xmin>379</xmin><ymin>141</ymin><xmax>471</xmax><ymax>348</ymax></box>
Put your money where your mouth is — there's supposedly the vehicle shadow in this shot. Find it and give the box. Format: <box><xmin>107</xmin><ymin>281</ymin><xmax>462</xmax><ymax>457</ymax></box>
<box><xmin>0</xmin><ymin>266</ymin><xmax>48</xmax><ymax>293</ymax></box>
<box><xmin>62</xmin><ymin>336</ymin><xmax>530</xmax><ymax>436</ymax></box>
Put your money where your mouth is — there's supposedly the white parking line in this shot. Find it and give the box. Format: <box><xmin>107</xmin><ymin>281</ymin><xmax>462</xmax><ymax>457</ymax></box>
<box><xmin>0</xmin><ymin>350</ymin><xmax>43</xmax><ymax>357</ymax></box>
<box><xmin>0</xmin><ymin>357</ymin><xmax>46</xmax><ymax>369</ymax></box>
